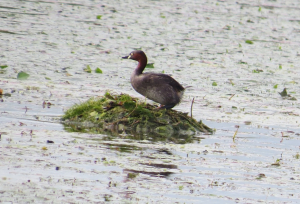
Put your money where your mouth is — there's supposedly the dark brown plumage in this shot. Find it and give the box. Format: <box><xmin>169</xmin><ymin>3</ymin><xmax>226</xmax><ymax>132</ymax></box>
<box><xmin>122</xmin><ymin>50</ymin><xmax>184</xmax><ymax>109</ymax></box>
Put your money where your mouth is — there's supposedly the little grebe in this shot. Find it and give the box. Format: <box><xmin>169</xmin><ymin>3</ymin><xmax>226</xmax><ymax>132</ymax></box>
<box><xmin>122</xmin><ymin>50</ymin><xmax>185</xmax><ymax>109</ymax></box>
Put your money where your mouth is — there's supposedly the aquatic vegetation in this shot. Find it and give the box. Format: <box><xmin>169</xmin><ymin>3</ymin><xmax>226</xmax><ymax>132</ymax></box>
<box><xmin>17</xmin><ymin>71</ymin><xmax>30</xmax><ymax>80</ymax></box>
<box><xmin>212</xmin><ymin>82</ymin><xmax>217</xmax><ymax>86</ymax></box>
<box><xmin>95</xmin><ymin>67</ymin><xmax>103</xmax><ymax>73</ymax></box>
<box><xmin>145</xmin><ymin>63</ymin><xmax>154</xmax><ymax>68</ymax></box>
<box><xmin>62</xmin><ymin>92</ymin><xmax>213</xmax><ymax>141</ymax></box>
<box><xmin>245</xmin><ymin>40</ymin><xmax>253</xmax><ymax>44</ymax></box>
<box><xmin>83</xmin><ymin>65</ymin><xmax>92</xmax><ymax>73</ymax></box>
<box><xmin>278</xmin><ymin>88</ymin><xmax>297</xmax><ymax>100</ymax></box>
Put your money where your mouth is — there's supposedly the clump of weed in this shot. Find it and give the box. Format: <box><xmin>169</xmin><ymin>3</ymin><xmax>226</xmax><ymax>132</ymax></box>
<box><xmin>62</xmin><ymin>91</ymin><xmax>213</xmax><ymax>142</ymax></box>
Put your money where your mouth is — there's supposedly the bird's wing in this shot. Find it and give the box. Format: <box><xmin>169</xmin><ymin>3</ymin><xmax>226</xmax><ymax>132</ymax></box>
<box><xmin>142</xmin><ymin>73</ymin><xmax>185</xmax><ymax>92</ymax></box>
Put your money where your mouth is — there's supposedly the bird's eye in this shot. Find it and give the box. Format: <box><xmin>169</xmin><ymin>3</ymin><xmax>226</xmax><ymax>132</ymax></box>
<box><xmin>127</xmin><ymin>52</ymin><xmax>133</xmax><ymax>59</ymax></box>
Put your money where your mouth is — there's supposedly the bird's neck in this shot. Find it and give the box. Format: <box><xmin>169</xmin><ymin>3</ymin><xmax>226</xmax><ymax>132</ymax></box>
<box><xmin>134</xmin><ymin>58</ymin><xmax>147</xmax><ymax>75</ymax></box>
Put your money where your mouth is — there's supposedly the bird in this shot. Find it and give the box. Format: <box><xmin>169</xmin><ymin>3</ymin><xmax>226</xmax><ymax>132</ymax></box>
<box><xmin>122</xmin><ymin>50</ymin><xmax>185</xmax><ymax>109</ymax></box>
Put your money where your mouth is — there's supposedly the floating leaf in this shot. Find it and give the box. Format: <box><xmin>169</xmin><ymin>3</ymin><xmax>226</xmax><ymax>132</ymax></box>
<box><xmin>84</xmin><ymin>65</ymin><xmax>92</xmax><ymax>73</ymax></box>
<box><xmin>127</xmin><ymin>173</ymin><xmax>138</xmax><ymax>179</ymax></box>
<box><xmin>279</xmin><ymin>64</ymin><xmax>282</xmax><ymax>69</ymax></box>
<box><xmin>0</xmin><ymin>65</ymin><xmax>8</xmax><ymax>69</ymax></box>
<box><xmin>45</xmin><ymin>77</ymin><xmax>51</xmax><ymax>80</ymax></box>
<box><xmin>245</xmin><ymin>40</ymin><xmax>253</xmax><ymax>44</ymax></box>
<box><xmin>17</xmin><ymin>71</ymin><xmax>30</xmax><ymax>80</ymax></box>
<box><xmin>244</xmin><ymin>121</ymin><xmax>252</xmax><ymax>125</ymax></box>
<box><xmin>258</xmin><ymin>6</ymin><xmax>262</xmax><ymax>12</ymax></box>
<box><xmin>95</xmin><ymin>68</ymin><xmax>103</xmax><ymax>74</ymax></box>
<box><xmin>224</xmin><ymin>25</ymin><xmax>231</xmax><ymax>30</ymax></box>
<box><xmin>273</xmin><ymin>84</ymin><xmax>278</xmax><ymax>89</ymax></box>
<box><xmin>238</xmin><ymin>60</ymin><xmax>247</xmax><ymax>64</ymax></box>
<box><xmin>146</xmin><ymin>63</ymin><xmax>154</xmax><ymax>68</ymax></box>
<box><xmin>256</xmin><ymin>173</ymin><xmax>266</xmax><ymax>180</ymax></box>
<box><xmin>279</xmin><ymin>88</ymin><xmax>288</xmax><ymax>97</ymax></box>
<box><xmin>212</xmin><ymin>82</ymin><xmax>217</xmax><ymax>86</ymax></box>
<box><xmin>96</xmin><ymin>15</ymin><xmax>102</xmax><ymax>19</ymax></box>
<box><xmin>252</xmin><ymin>69</ymin><xmax>263</xmax><ymax>73</ymax></box>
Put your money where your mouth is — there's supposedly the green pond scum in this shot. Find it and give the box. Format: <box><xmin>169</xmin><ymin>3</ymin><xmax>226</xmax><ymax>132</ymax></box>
<box><xmin>62</xmin><ymin>92</ymin><xmax>213</xmax><ymax>143</ymax></box>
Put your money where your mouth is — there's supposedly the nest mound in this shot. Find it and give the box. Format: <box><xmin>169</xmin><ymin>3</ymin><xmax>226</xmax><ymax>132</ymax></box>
<box><xmin>62</xmin><ymin>92</ymin><xmax>213</xmax><ymax>140</ymax></box>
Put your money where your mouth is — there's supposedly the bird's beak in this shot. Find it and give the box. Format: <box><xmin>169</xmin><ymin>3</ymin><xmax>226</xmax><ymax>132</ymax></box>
<box><xmin>122</xmin><ymin>55</ymin><xmax>130</xmax><ymax>59</ymax></box>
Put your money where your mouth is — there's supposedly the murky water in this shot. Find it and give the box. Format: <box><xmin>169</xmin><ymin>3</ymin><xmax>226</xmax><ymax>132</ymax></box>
<box><xmin>1</xmin><ymin>0</ymin><xmax>300</xmax><ymax>203</ymax></box>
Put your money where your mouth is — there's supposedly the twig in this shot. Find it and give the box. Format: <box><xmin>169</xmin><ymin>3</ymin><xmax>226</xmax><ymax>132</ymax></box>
<box><xmin>280</xmin><ymin>132</ymin><xmax>284</xmax><ymax>143</ymax></box>
<box><xmin>233</xmin><ymin>125</ymin><xmax>239</xmax><ymax>142</ymax></box>
<box><xmin>190</xmin><ymin>98</ymin><xmax>195</xmax><ymax>118</ymax></box>
<box><xmin>229</xmin><ymin>94</ymin><xmax>235</xmax><ymax>100</ymax></box>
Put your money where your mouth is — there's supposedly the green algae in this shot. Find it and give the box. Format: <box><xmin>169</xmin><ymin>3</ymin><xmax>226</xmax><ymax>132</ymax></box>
<box><xmin>62</xmin><ymin>92</ymin><xmax>213</xmax><ymax>141</ymax></box>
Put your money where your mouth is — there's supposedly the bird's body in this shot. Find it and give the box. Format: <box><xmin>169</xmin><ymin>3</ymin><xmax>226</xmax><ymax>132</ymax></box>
<box><xmin>122</xmin><ymin>50</ymin><xmax>184</xmax><ymax>109</ymax></box>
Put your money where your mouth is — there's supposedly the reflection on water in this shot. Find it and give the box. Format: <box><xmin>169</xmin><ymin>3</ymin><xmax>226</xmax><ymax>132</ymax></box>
<box><xmin>64</xmin><ymin>122</ymin><xmax>201</xmax><ymax>144</ymax></box>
